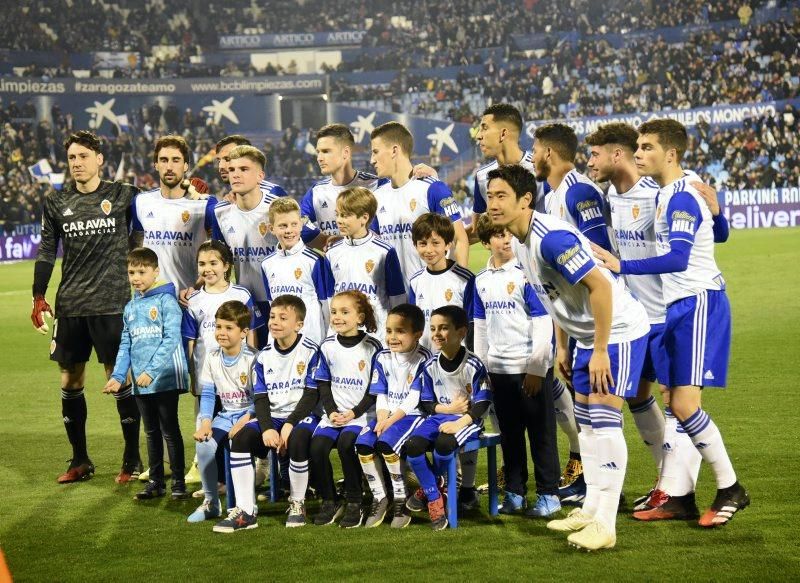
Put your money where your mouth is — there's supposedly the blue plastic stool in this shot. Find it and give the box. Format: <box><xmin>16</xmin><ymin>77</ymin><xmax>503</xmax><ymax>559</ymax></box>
<box><xmin>445</xmin><ymin>432</ymin><xmax>501</xmax><ymax>528</ymax></box>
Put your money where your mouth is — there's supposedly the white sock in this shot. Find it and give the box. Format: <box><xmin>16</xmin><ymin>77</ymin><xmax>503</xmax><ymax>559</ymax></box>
<box><xmin>629</xmin><ymin>395</ymin><xmax>664</xmax><ymax>471</ymax></box>
<box><xmin>229</xmin><ymin>452</ymin><xmax>255</xmax><ymax>514</ymax></box>
<box><xmin>383</xmin><ymin>452</ymin><xmax>406</xmax><ymax>499</ymax></box>
<box><xmin>657</xmin><ymin>408</ymin><xmax>680</xmax><ymax>495</ymax></box>
<box><xmin>459</xmin><ymin>450</ymin><xmax>478</xmax><ymax>489</ymax></box>
<box><xmin>590</xmin><ymin>405</ymin><xmax>627</xmax><ymax>533</ymax></box>
<box><xmin>289</xmin><ymin>459</ymin><xmax>309</xmax><ymax>501</ymax></box>
<box><xmin>553</xmin><ymin>379</ymin><xmax>581</xmax><ymax>453</ymax></box>
<box><xmin>574</xmin><ymin>402</ymin><xmax>597</xmax><ymax>516</ymax></box>
<box><xmin>680</xmin><ymin>408</ymin><xmax>736</xmax><ymax>490</ymax></box>
<box><xmin>358</xmin><ymin>452</ymin><xmax>386</xmax><ymax>500</ymax></box>
<box><xmin>677</xmin><ymin>424</ymin><xmax>702</xmax><ymax>492</ymax></box>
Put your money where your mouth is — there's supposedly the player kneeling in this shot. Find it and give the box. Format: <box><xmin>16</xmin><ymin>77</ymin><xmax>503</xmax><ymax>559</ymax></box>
<box><xmin>213</xmin><ymin>295</ymin><xmax>321</xmax><ymax>532</ymax></box>
<box><xmin>355</xmin><ymin>304</ymin><xmax>431</xmax><ymax>528</ymax></box>
<box><xmin>187</xmin><ymin>300</ymin><xmax>257</xmax><ymax>523</ymax></box>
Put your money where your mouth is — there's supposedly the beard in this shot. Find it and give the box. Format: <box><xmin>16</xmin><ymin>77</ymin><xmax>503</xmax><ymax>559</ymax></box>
<box><xmin>534</xmin><ymin>159</ymin><xmax>550</xmax><ymax>181</ymax></box>
<box><xmin>161</xmin><ymin>173</ymin><xmax>183</xmax><ymax>188</ymax></box>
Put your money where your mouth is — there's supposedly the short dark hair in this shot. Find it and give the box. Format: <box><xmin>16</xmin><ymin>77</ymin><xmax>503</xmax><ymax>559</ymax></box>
<box><xmin>585</xmin><ymin>123</ymin><xmax>639</xmax><ymax>153</ymax></box>
<box><xmin>317</xmin><ymin>123</ymin><xmax>355</xmax><ymax>146</ymax></box>
<box><xmin>637</xmin><ymin>119</ymin><xmax>688</xmax><ymax>160</ymax></box>
<box><xmin>196</xmin><ymin>240</ymin><xmax>234</xmax><ymax>281</ymax></box>
<box><xmin>431</xmin><ymin>305</ymin><xmax>468</xmax><ymax>331</ymax></box>
<box><xmin>216</xmin><ymin>135</ymin><xmax>251</xmax><ymax>152</ymax></box>
<box><xmin>270</xmin><ymin>294</ymin><xmax>307</xmax><ymax>322</ymax></box>
<box><xmin>64</xmin><ymin>131</ymin><xmax>101</xmax><ymax>154</ymax></box>
<box><xmin>534</xmin><ymin>123</ymin><xmax>578</xmax><ymax>162</ymax></box>
<box><xmin>388</xmin><ymin>303</ymin><xmax>426</xmax><ymax>333</ymax></box>
<box><xmin>153</xmin><ymin>135</ymin><xmax>191</xmax><ymax>165</ymax></box>
<box><xmin>371</xmin><ymin>121</ymin><xmax>413</xmax><ymax>157</ymax></box>
<box><xmin>215</xmin><ymin>300</ymin><xmax>251</xmax><ymax>330</ymax></box>
<box><xmin>482</xmin><ymin>103</ymin><xmax>523</xmax><ymax>133</ymax></box>
<box><xmin>412</xmin><ymin>213</ymin><xmax>455</xmax><ymax>245</ymax></box>
<box><xmin>475</xmin><ymin>212</ymin><xmax>507</xmax><ymax>245</ymax></box>
<box><xmin>127</xmin><ymin>247</ymin><xmax>158</xmax><ymax>268</ymax></box>
<box><xmin>486</xmin><ymin>164</ymin><xmax>538</xmax><ymax>202</ymax></box>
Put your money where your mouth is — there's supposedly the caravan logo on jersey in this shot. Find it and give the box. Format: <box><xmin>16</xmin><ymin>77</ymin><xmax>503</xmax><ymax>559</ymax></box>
<box><xmin>149</xmin><ymin>306</ymin><xmax>158</xmax><ymax>321</ymax></box>
<box><xmin>100</xmin><ymin>199</ymin><xmax>112</xmax><ymax>216</ymax></box>
<box><xmin>181</xmin><ymin>210</ymin><xmax>190</xmax><ymax>224</ymax></box>
<box><xmin>365</xmin><ymin>259</ymin><xmax>375</xmax><ymax>274</ymax></box>
<box><xmin>258</xmin><ymin>221</ymin><xmax>268</xmax><ymax>237</ymax></box>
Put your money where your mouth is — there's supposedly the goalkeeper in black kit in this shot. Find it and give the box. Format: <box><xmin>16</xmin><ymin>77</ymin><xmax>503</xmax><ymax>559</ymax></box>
<box><xmin>32</xmin><ymin>131</ymin><xmax>143</xmax><ymax>485</ymax></box>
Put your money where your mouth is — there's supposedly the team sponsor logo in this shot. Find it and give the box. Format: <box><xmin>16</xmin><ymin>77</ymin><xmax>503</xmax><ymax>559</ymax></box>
<box><xmin>365</xmin><ymin>259</ymin><xmax>375</xmax><ymax>274</ymax></box>
<box><xmin>63</xmin><ymin>208</ymin><xmax>74</xmax><ymax>217</ymax></box>
<box><xmin>181</xmin><ymin>210</ymin><xmax>190</xmax><ymax>224</ymax></box>
<box><xmin>670</xmin><ymin>210</ymin><xmax>697</xmax><ymax>234</ymax></box>
<box><xmin>358</xmin><ymin>360</ymin><xmax>366</xmax><ymax>372</ymax></box>
<box><xmin>294</xmin><ymin>267</ymin><xmax>302</xmax><ymax>280</ymax></box>
<box><xmin>149</xmin><ymin>306</ymin><xmax>158</xmax><ymax>321</ymax></box>
<box><xmin>409</xmin><ymin>199</ymin><xmax>417</xmax><ymax>212</ymax></box>
<box><xmin>297</xmin><ymin>361</ymin><xmax>306</xmax><ymax>376</ymax></box>
<box><xmin>258</xmin><ymin>221</ymin><xmax>268</xmax><ymax>237</ymax></box>
<box><xmin>444</xmin><ymin>288</ymin><xmax>453</xmax><ymax>301</ymax></box>
<box><xmin>239</xmin><ymin>372</ymin><xmax>248</xmax><ymax>386</ymax></box>
<box><xmin>557</xmin><ymin>244</ymin><xmax>590</xmax><ymax>275</ymax></box>
<box><xmin>632</xmin><ymin>204</ymin><xmax>640</xmax><ymax>219</ymax></box>
<box><xmin>506</xmin><ymin>281</ymin><xmax>515</xmax><ymax>295</ymax></box>
<box><xmin>100</xmin><ymin>199</ymin><xmax>112</xmax><ymax>216</ymax></box>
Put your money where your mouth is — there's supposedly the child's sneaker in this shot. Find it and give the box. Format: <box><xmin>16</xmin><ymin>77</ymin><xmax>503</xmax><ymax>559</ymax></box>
<box><xmin>213</xmin><ymin>507</ymin><xmax>258</xmax><ymax>533</ymax></box>
<box><xmin>427</xmin><ymin>497</ymin><xmax>448</xmax><ymax>531</ymax></box>
<box><xmin>135</xmin><ymin>480</ymin><xmax>166</xmax><ymax>500</ymax></box>
<box><xmin>187</xmin><ymin>499</ymin><xmax>221</xmax><ymax>523</ymax></box>
<box><xmin>527</xmin><ymin>494</ymin><xmax>561</xmax><ymax>518</ymax></box>
<box><xmin>339</xmin><ymin>502</ymin><xmax>364</xmax><ymax>529</ymax></box>
<box><xmin>364</xmin><ymin>497</ymin><xmax>389</xmax><ymax>528</ymax></box>
<box><xmin>390</xmin><ymin>499</ymin><xmax>412</xmax><ymax>528</ymax></box>
<box><xmin>406</xmin><ymin>487</ymin><xmax>427</xmax><ymax>512</ymax></box>
<box><xmin>286</xmin><ymin>499</ymin><xmax>307</xmax><ymax>528</ymax></box>
<box><xmin>558</xmin><ymin>473</ymin><xmax>587</xmax><ymax>506</ymax></box>
<box><xmin>458</xmin><ymin>487</ymin><xmax>480</xmax><ymax>512</ymax></box>
<box><xmin>184</xmin><ymin>460</ymin><xmax>201</xmax><ymax>484</ymax></box>
<box><xmin>171</xmin><ymin>480</ymin><xmax>189</xmax><ymax>500</ymax></box>
<box><xmin>499</xmin><ymin>491</ymin><xmax>526</xmax><ymax>514</ymax></box>
<box><xmin>313</xmin><ymin>500</ymin><xmax>343</xmax><ymax>526</ymax></box>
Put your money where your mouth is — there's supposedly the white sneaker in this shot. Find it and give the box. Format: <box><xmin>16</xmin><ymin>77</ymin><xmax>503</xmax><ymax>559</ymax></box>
<box><xmin>184</xmin><ymin>461</ymin><xmax>201</xmax><ymax>484</ymax></box>
<box><xmin>567</xmin><ymin>520</ymin><xmax>616</xmax><ymax>551</ymax></box>
<box><xmin>546</xmin><ymin>508</ymin><xmax>594</xmax><ymax>532</ymax></box>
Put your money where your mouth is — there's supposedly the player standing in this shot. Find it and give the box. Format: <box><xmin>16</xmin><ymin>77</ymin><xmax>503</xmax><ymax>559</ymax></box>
<box><xmin>32</xmin><ymin>131</ymin><xmax>141</xmax><ymax>484</ymax></box>
<box><xmin>592</xmin><ymin>119</ymin><xmax>749</xmax><ymax>527</ymax></box>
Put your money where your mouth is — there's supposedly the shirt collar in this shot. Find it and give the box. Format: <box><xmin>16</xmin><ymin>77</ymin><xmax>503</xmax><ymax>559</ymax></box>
<box><xmin>345</xmin><ymin>231</ymin><xmax>374</xmax><ymax>246</ymax></box>
<box><xmin>278</xmin><ymin>240</ymin><xmax>306</xmax><ymax>256</ymax></box>
<box><xmin>485</xmin><ymin>256</ymin><xmax>517</xmax><ymax>272</ymax></box>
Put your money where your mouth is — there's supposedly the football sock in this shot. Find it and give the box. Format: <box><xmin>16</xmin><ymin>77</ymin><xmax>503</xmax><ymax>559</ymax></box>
<box><xmin>289</xmin><ymin>459</ymin><xmax>309</xmax><ymax>501</ymax></box>
<box><xmin>574</xmin><ymin>402</ymin><xmax>597</xmax><ymax>515</ymax></box>
<box><xmin>629</xmin><ymin>395</ymin><xmax>664</xmax><ymax>470</ymax></box>
<box><xmin>61</xmin><ymin>388</ymin><xmax>89</xmax><ymax>463</ymax></box>
<box><xmin>358</xmin><ymin>452</ymin><xmax>387</xmax><ymax>501</ymax></box>
<box><xmin>229</xmin><ymin>452</ymin><xmax>255</xmax><ymax>514</ymax></box>
<box><xmin>382</xmin><ymin>452</ymin><xmax>406</xmax><ymax>500</ymax></box>
<box><xmin>459</xmin><ymin>450</ymin><xmax>478</xmax><ymax>490</ymax></box>
<box><xmin>196</xmin><ymin>437</ymin><xmax>220</xmax><ymax>506</ymax></box>
<box><xmin>657</xmin><ymin>407</ymin><xmax>680</xmax><ymax>494</ymax></box>
<box><xmin>590</xmin><ymin>404</ymin><xmax>627</xmax><ymax>533</ymax></box>
<box><xmin>676</xmin><ymin>421</ymin><xmax>702</xmax><ymax>493</ymax></box>
<box><xmin>407</xmin><ymin>454</ymin><xmax>440</xmax><ymax>502</ymax></box>
<box><xmin>679</xmin><ymin>408</ymin><xmax>737</xmax><ymax>490</ymax></box>
<box><xmin>113</xmin><ymin>385</ymin><xmax>140</xmax><ymax>464</ymax></box>
<box><xmin>553</xmin><ymin>378</ymin><xmax>581</xmax><ymax>454</ymax></box>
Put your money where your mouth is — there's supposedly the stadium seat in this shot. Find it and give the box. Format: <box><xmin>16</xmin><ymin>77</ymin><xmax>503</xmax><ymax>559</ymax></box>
<box><xmin>445</xmin><ymin>432</ymin><xmax>501</xmax><ymax>529</ymax></box>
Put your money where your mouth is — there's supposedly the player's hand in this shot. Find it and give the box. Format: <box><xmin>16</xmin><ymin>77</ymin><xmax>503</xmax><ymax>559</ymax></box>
<box><xmin>182</xmin><ymin>177</ymin><xmax>210</xmax><ymax>200</ymax></box>
<box><xmin>412</xmin><ymin>163</ymin><xmax>439</xmax><ymax>180</ymax></box>
<box><xmin>323</xmin><ymin>235</ymin><xmax>343</xmax><ymax>251</ymax></box>
<box><xmin>338</xmin><ymin>410</ymin><xmax>356</xmax><ymax>425</ymax></box>
<box><xmin>375</xmin><ymin>418</ymin><xmax>392</xmax><ymax>436</ymax></box>
<box><xmin>449</xmin><ymin>396</ymin><xmax>470</xmax><ymax>415</ymax></box>
<box><xmin>590</xmin><ymin>243</ymin><xmax>621</xmax><ymax>273</ymax></box>
<box><xmin>136</xmin><ymin>372</ymin><xmax>153</xmax><ymax>387</ymax></box>
<box><xmin>262</xmin><ymin>428</ymin><xmax>281</xmax><ymax>449</ymax></box>
<box><xmin>279</xmin><ymin>422</ymin><xmax>293</xmax><ymax>454</ymax></box>
<box><xmin>102</xmin><ymin>378</ymin><xmax>122</xmax><ymax>394</ymax></box>
<box><xmin>179</xmin><ymin>287</ymin><xmax>195</xmax><ymax>308</ymax></box>
<box><xmin>589</xmin><ymin>348</ymin><xmax>614</xmax><ymax>395</ymax></box>
<box><xmin>223</xmin><ymin>191</ymin><xmax>236</xmax><ymax>204</ymax></box>
<box><xmin>228</xmin><ymin>417</ymin><xmax>248</xmax><ymax>439</ymax></box>
<box><xmin>691</xmin><ymin>181</ymin><xmax>720</xmax><ymax>216</ymax></box>
<box><xmin>523</xmin><ymin>374</ymin><xmax>543</xmax><ymax>397</ymax></box>
<box><xmin>556</xmin><ymin>346</ymin><xmax>573</xmax><ymax>388</ymax></box>
<box><xmin>31</xmin><ymin>295</ymin><xmax>53</xmax><ymax>334</ymax></box>
<box><xmin>438</xmin><ymin>421</ymin><xmax>460</xmax><ymax>435</ymax></box>
<box><xmin>193</xmin><ymin>427</ymin><xmax>213</xmax><ymax>442</ymax></box>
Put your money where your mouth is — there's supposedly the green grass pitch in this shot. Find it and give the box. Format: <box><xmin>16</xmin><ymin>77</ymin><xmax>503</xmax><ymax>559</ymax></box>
<box><xmin>1</xmin><ymin>229</ymin><xmax>798</xmax><ymax>581</ymax></box>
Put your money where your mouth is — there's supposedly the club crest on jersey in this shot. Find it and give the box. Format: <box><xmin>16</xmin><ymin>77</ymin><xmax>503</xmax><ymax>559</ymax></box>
<box><xmin>258</xmin><ymin>221</ymin><xmax>268</xmax><ymax>237</ymax></box>
<box><xmin>294</xmin><ymin>267</ymin><xmax>302</xmax><ymax>280</ymax></box>
<box><xmin>506</xmin><ymin>282</ymin><xmax>515</xmax><ymax>295</ymax></box>
<box><xmin>100</xmin><ymin>199</ymin><xmax>112</xmax><ymax>216</ymax></box>
<box><xmin>239</xmin><ymin>372</ymin><xmax>248</xmax><ymax>386</ymax></box>
<box><xmin>632</xmin><ymin>204</ymin><xmax>640</xmax><ymax>220</ymax></box>
<box><xmin>444</xmin><ymin>288</ymin><xmax>453</xmax><ymax>302</ymax></box>
<box><xmin>559</xmin><ymin>205</ymin><xmax>565</xmax><ymax>219</ymax></box>
<box><xmin>656</xmin><ymin>205</ymin><xmax>663</xmax><ymax>220</ymax></box>
<box><xmin>407</xmin><ymin>372</ymin><xmax>414</xmax><ymax>384</ymax></box>
<box><xmin>358</xmin><ymin>360</ymin><xmax>366</xmax><ymax>372</ymax></box>
<box><xmin>181</xmin><ymin>210</ymin><xmax>190</xmax><ymax>224</ymax></box>
<box><xmin>149</xmin><ymin>306</ymin><xmax>158</xmax><ymax>321</ymax></box>
<box><xmin>365</xmin><ymin>259</ymin><xmax>375</xmax><ymax>274</ymax></box>
<box><xmin>464</xmin><ymin>383</ymin><xmax>473</xmax><ymax>396</ymax></box>
<box><xmin>297</xmin><ymin>361</ymin><xmax>306</xmax><ymax>376</ymax></box>
<box><xmin>409</xmin><ymin>199</ymin><xmax>417</xmax><ymax>211</ymax></box>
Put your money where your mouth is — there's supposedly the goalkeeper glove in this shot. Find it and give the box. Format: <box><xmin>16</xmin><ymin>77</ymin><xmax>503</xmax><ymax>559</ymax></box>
<box><xmin>31</xmin><ymin>294</ymin><xmax>54</xmax><ymax>335</ymax></box>
<box><xmin>182</xmin><ymin>177</ymin><xmax>210</xmax><ymax>199</ymax></box>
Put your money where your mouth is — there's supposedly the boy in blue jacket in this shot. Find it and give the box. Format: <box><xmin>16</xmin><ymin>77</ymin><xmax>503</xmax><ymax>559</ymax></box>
<box><xmin>105</xmin><ymin>247</ymin><xmax>190</xmax><ymax>500</ymax></box>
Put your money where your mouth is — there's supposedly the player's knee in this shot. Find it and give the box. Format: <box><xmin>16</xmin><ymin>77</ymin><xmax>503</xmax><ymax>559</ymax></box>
<box><xmin>337</xmin><ymin>432</ymin><xmax>357</xmax><ymax>454</ymax></box>
<box><xmin>310</xmin><ymin>436</ymin><xmax>332</xmax><ymax>460</ymax></box>
<box><xmin>404</xmin><ymin>437</ymin><xmax>427</xmax><ymax>458</ymax></box>
<box><xmin>434</xmin><ymin>434</ymin><xmax>459</xmax><ymax>456</ymax></box>
<box><xmin>375</xmin><ymin>441</ymin><xmax>395</xmax><ymax>456</ymax></box>
<box><xmin>287</xmin><ymin>428</ymin><xmax>311</xmax><ymax>459</ymax></box>
<box><xmin>196</xmin><ymin>439</ymin><xmax>217</xmax><ymax>461</ymax></box>
<box><xmin>627</xmin><ymin>381</ymin><xmax>652</xmax><ymax>404</ymax></box>
<box><xmin>231</xmin><ymin>425</ymin><xmax>256</xmax><ymax>453</ymax></box>
<box><xmin>355</xmin><ymin>443</ymin><xmax>373</xmax><ymax>457</ymax></box>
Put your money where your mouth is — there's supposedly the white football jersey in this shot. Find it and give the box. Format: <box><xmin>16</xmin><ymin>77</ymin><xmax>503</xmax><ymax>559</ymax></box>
<box><xmin>326</xmin><ymin>232</ymin><xmax>407</xmax><ymax>339</ymax></box>
<box><xmin>131</xmin><ymin>189</ymin><xmax>216</xmax><ymax>291</ymax></box>
<box><xmin>372</xmin><ymin>177</ymin><xmax>463</xmax><ymax>283</ymax></box>
<box><xmin>473</xmin><ymin>151</ymin><xmax>548</xmax><ymax>213</ymax></box>
<box><xmin>608</xmin><ymin>176</ymin><xmax>666</xmax><ymax>324</ymax></box>
<box><xmin>370</xmin><ymin>346</ymin><xmax>432</xmax><ymax>416</ymax></box>
<box><xmin>198</xmin><ymin>345</ymin><xmax>257</xmax><ymax>414</ymax></box>
<box><xmin>417</xmin><ymin>349</ymin><xmax>492</xmax><ymax>407</ymax></box>
<box><xmin>655</xmin><ymin>171</ymin><xmax>726</xmax><ymax>304</ymax></box>
<box><xmin>300</xmin><ymin>171</ymin><xmax>385</xmax><ymax>235</ymax></box>
<box><xmin>408</xmin><ymin>262</ymin><xmax>475</xmax><ymax>350</ymax></box>
<box><xmin>314</xmin><ymin>334</ymin><xmax>383</xmax><ymax>413</ymax></box>
<box><xmin>260</xmin><ymin>242</ymin><xmax>331</xmax><ymax>346</ymax></box>
<box><xmin>252</xmin><ymin>335</ymin><xmax>320</xmax><ymax>419</ymax></box>
<box><xmin>182</xmin><ymin>283</ymin><xmax>256</xmax><ymax>376</ymax></box>
<box><xmin>516</xmin><ymin>211</ymin><xmax>649</xmax><ymax>348</ymax></box>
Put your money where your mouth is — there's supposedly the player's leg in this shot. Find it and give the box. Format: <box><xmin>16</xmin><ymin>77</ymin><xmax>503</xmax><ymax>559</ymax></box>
<box><xmin>135</xmin><ymin>394</ymin><xmax>166</xmax><ymax>499</ymax></box>
<box><xmin>525</xmin><ymin>368</ymin><xmax>561</xmax><ymax>518</ymax></box>
<box><xmin>338</xmin><ymin>428</ymin><xmax>365</xmax><ymax>528</ymax></box>
<box><xmin>188</xmin><ymin>426</ymin><xmax>227</xmax><ymax>522</ymax></box>
<box><xmin>309</xmin><ymin>426</ymin><xmax>342</xmax><ymax>525</ymax></box>
<box><xmin>154</xmin><ymin>390</ymin><xmax>186</xmax><ymax>499</ymax></box>
<box><xmin>213</xmin><ymin>421</ymin><xmax>264</xmax><ymax>533</ymax></box>
<box><xmin>356</xmin><ymin>423</ymin><xmax>388</xmax><ymax>528</ymax></box>
<box><xmin>554</xmin><ymin>339</ymin><xmax>582</xmax><ymax>488</ymax></box>
<box><xmin>490</xmin><ymin>372</ymin><xmax>528</xmax><ymax>514</ymax></box>
<box><xmin>286</xmin><ymin>417</ymin><xmax>318</xmax><ymax>527</ymax></box>
<box><xmin>406</xmin><ymin>432</ymin><xmax>446</xmax><ymax>530</ymax></box>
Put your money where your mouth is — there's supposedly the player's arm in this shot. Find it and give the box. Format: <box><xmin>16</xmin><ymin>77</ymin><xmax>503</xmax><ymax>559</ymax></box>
<box><xmin>452</xmin><ymin>220</ymin><xmax>469</xmax><ymax>268</ymax></box>
<box><xmin>312</xmin><ymin>257</ymin><xmax>334</xmax><ymax>330</ymax></box>
<box><xmin>203</xmin><ymin>196</ymin><xmax>218</xmax><ymax>239</ymax></box>
<box><xmin>690</xmin><ymin>181</ymin><xmax>729</xmax><ymax>242</ymax></box>
<box><xmin>286</xmin><ymin>351</ymin><xmax>321</xmax><ymax>426</ymax></box>
<box><xmin>523</xmin><ymin>283</ymin><xmax>553</xmax><ymax>395</ymax></box>
<box><xmin>31</xmin><ymin>194</ymin><xmax>63</xmax><ymax>332</ymax></box>
<box><xmin>385</xmin><ymin>248</ymin><xmax>408</xmax><ymax>306</ymax></box>
<box><xmin>440</xmin><ymin>366</ymin><xmax>491</xmax><ymax>433</ymax></box>
<box><xmin>251</xmin><ymin>359</ymin><xmax>281</xmax><ymax>448</ymax></box>
<box><xmin>463</xmin><ymin>275</ymin><xmax>476</xmax><ymax>350</ymax></box>
<box><xmin>194</xmin><ymin>378</ymin><xmax>216</xmax><ymax>441</ymax></box>
<box><xmin>565</xmin><ymin>184</ymin><xmax>613</xmax><ymax>251</ymax></box>
<box><xmin>472</xmin><ymin>285</ymin><xmax>489</xmax><ymax>365</ymax></box>
<box><xmin>347</xmin><ymin>353</ymin><xmax>379</xmax><ymax>421</ymax></box>
<box><xmin>128</xmin><ymin>194</ymin><xmax>144</xmax><ymax>249</ymax></box>
<box><xmin>579</xmin><ymin>268</ymin><xmax>614</xmax><ymax>394</ymax></box>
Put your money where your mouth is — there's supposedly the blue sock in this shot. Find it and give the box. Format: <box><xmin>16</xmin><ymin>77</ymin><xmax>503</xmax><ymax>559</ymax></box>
<box><xmin>196</xmin><ymin>438</ymin><xmax>220</xmax><ymax>506</ymax></box>
<box><xmin>432</xmin><ymin>450</ymin><xmax>454</xmax><ymax>479</ymax></box>
<box><xmin>407</xmin><ymin>454</ymin><xmax>440</xmax><ymax>502</ymax></box>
